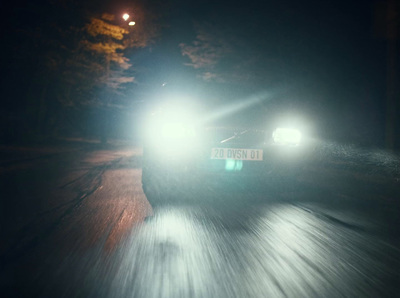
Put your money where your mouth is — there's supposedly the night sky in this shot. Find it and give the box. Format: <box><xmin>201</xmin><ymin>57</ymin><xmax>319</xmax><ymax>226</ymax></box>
<box><xmin>1</xmin><ymin>0</ymin><xmax>397</xmax><ymax>145</ymax></box>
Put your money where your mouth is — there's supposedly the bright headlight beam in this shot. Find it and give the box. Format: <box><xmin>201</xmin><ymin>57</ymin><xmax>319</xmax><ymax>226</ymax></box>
<box><xmin>205</xmin><ymin>91</ymin><xmax>271</xmax><ymax>123</ymax></box>
<box><xmin>161</xmin><ymin>123</ymin><xmax>195</xmax><ymax>139</ymax></box>
<box><xmin>143</xmin><ymin>101</ymin><xmax>203</xmax><ymax>159</ymax></box>
<box><xmin>273</xmin><ymin>128</ymin><xmax>302</xmax><ymax>145</ymax></box>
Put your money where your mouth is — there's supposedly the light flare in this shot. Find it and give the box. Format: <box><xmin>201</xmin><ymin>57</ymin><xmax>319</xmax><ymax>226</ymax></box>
<box><xmin>144</xmin><ymin>102</ymin><xmax>203</xmax><ymax>159</ymax></box>
<box><xmin>273</xmin><ymin>128</ymin><xmax>302</xmax><ymax>145</ymax></box>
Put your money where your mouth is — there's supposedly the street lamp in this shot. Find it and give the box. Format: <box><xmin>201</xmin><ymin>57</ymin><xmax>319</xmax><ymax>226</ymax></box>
<box><xmin>122</xmin><ymin>13</ymin><xmax>135</xmax><ymax>26</ymax></box>
<box><xmin>122</xmin><ymin>13</ymin><xmax>129</xmax><ymax>21</ymax></box>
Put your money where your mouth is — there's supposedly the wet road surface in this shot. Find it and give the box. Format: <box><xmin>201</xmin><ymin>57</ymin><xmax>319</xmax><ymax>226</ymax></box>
<box><xmin>0</xmin><ymin>142</ymin><xmax>399</xmax><ymax>297</ymax></box>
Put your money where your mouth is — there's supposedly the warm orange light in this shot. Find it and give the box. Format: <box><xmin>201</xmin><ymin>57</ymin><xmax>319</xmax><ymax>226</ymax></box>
<box><xmin>122</xmin><ymin>13</ymin><xmax>129</xmax><ymax>21</ymax></box>
<box><xmin>129</xmin><ymin>21</ymin><xmax>135</xmax><ymax>26</ymax></box>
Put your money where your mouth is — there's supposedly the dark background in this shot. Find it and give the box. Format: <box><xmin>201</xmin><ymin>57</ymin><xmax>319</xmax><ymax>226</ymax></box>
<box><xmin>1</xmin><ymin>0</ymin><xmax>399</xmax><ymax>148</ymax></box>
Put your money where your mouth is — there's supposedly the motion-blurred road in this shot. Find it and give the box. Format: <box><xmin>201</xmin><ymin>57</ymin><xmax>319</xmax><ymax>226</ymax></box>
<box><xmin>1</xmin><ymin>141</ymin><xmax>399</xmax><ymax>298</ymax></box>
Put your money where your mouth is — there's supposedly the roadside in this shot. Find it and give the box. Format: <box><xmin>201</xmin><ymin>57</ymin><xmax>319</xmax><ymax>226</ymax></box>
<box><xmin>0</xmin><ymin>139</ymin><xmax>144</xmax><ymax>266</ymax></box>
<box><xmin>310</xmin><ymin>139</ymin><xmax>400</xmax><ymax>181</ymax></box>
<box><xmin>0</xmin><ymin>138</ymin><xmax>138</xmax><ymax>173</ymax></box>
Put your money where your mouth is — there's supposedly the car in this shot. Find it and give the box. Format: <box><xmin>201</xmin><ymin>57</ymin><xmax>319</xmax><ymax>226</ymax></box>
<box><xmin>141</xmin><ymin>98</ymin><xmax>311</xmax><ymax>206</ymax></box>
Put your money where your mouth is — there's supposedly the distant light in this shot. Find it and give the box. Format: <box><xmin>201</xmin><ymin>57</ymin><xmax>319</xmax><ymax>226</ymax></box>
<box><xmin>122</xmin><ymin>13</ymin><xmax>129</xmax><ymax>21</ymax></box>
<box><xmin>129</xmin><ymin>21</ymin><xmax>136</xmax><ymax>26</ymax></box>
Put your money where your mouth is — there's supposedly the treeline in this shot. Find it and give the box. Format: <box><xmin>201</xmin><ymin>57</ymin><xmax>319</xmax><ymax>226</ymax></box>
<box><xmin>1</xmin><ymin>0</ymin><xmax>159</xmax><ymax>143</ymax></box>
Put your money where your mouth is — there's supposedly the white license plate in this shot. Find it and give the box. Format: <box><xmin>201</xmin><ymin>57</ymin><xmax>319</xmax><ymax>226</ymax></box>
<box><xmin>211</xmin><ymin>148</ymin><xmax>263</xmax><ymax>161</ymax></box>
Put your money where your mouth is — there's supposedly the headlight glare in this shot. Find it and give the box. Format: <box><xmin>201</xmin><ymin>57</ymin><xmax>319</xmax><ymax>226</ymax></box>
<box><xmin>161</xmin><ymin>123</ymin><xmax>195</xmax><ymax>139</ymax></box>
<box><xmin>273</xmin><ymin>128</ymin><xmax>302</xmax><ymax>145</ymax></box>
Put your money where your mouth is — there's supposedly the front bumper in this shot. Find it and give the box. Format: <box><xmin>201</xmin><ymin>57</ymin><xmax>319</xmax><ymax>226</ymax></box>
<box><xmin>143</xmin><ymin>142</ymin><xmax>308</xmax><ymax>177</ymax></box>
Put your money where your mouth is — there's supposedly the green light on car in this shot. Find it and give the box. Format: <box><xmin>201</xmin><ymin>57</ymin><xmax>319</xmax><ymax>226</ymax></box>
<box><xmin>225</xmin><ymin>159</ymin><xmax>243</xmax><ymax>171</ymax></box>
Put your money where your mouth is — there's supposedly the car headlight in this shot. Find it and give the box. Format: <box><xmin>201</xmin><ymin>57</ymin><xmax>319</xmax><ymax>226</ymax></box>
<box><xmin>272</xmin><ymin>128</ymin><xmax>302</xmax><ymax>146</ymax></box>
<box><xmin>161</xmin><ymin>122</ymin><xmax>196</xmax><ymax>139</ymax></box>
<box><xmin>144</xmin><ymin>103</ymin><xmax>203</xmax><ymax>160</ymax></box>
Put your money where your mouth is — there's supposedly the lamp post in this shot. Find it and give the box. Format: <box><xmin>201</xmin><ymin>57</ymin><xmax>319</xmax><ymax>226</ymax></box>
<box><xmin>122</xmin><ymin>13</ymin><xmax>136</xmax><ymax>26</ymax></box>
<box><xmin>101</xmin><ymin>12</ymin><xmax>136</xmax><ymax>144</ymax></box>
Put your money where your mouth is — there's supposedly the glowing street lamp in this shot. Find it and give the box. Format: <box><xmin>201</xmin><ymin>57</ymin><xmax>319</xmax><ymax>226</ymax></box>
<box><xmin>122</xmin><ymin>13</ymin><xmax>129</xmax><ymax>21</ymax></box>
<box><xmin>128</xmin><ymin>21</ymin><xmax>135</xmax><ymax>26</ymax></box>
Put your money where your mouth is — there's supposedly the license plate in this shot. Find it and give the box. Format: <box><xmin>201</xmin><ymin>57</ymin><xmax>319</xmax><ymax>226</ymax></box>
<box><xmin>211</xmin><ymin>148</ymin><xmax>263</xmax><ymax>161</ymax></box>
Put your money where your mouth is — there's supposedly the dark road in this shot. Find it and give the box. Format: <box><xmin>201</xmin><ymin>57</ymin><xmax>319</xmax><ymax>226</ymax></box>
<box><xmin>1</xmin><ymin>142</ymin><xmax>399</xmax><ymax>298</ymax></box>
